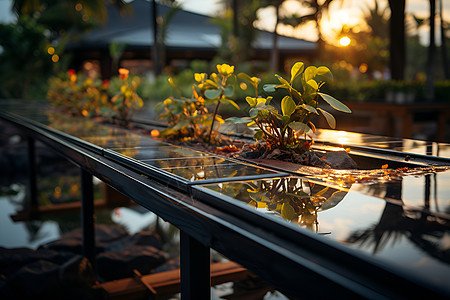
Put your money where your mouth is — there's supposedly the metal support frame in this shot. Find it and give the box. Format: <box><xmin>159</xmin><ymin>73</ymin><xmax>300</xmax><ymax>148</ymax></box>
<box><xmin>180</xmin><ymin>231</ymin><xmax>211</xmax><ymax>299</ymax></box>
<box><xmin>26</xmin><ymin>136</ymin><xmax>38</xmax><ymax>215</ymax></box>
<box><xmin>2</xmin><ymin>108</ymin><xmax>448</xmax><ymax>299</ymax></box>
<box><xmin>81</xmin><ymin>169</ymin><xmax>96</xmax><ymax>269</ymax></box>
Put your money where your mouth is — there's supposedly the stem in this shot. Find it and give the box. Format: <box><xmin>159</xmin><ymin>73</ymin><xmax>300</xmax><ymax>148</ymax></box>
<box><xmin>208</xmin><ymin>97</ymin><xmax>221</xmax><ymax>142</ymax></box>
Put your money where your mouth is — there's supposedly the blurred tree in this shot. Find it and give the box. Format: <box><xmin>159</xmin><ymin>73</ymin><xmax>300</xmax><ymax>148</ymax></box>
<box><xmin>439</xmin><ymin>0</ymin><xmax>449</xmax><ymax>79</ymax></box>
<box><xmin>388</xmin><ymin>0</ymin><xmax>406</xmax><ymax>80</ymax></box>
<box><xmin>12</xmin><ymin>0</ymin><xmax>128</xmax><ymax>51</ymax></box>
<box><xmin>215</xmin><ymin>0</ymin><xmax>260</xmax><ymax>67</ymax></box>
<box><xmin>426</xmin><ymin>0</ymin><xmax>436</xmax><ymax>100</ymax></box>
<box><xmin>0</xmin><ymin>17</ymin><xmax>53</xmax><ymax>98</ymax></box>
<box><xmin>364</xmin><ymin>0</ymin><xmax>389</xmax><ymax>39</ymax></box>
<box><xmin>259</xmin><ymin>0</ymin><xmax>284</xmax><ymax>71</ymax></box>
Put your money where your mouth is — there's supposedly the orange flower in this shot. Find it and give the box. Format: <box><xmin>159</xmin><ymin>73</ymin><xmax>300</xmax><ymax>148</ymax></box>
<box><xmin>119</xmin><ymin>68</ymin><xmax>129</xmax><ymax>80</ymax></box>
<box><xmin>68</xmin><ymin>69</ymin><xmax>77</xmax><ymax>82</ymax></box>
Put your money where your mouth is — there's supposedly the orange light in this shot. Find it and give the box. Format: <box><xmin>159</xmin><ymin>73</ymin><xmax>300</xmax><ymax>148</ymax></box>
<box><xmin>51</xmin><ymin>54</ymin><xmax>59</xmax><ymax>62</ymax></box>
<box><xmin>339</xmin><ymin>36</ymin><xmax>351</xmax><ymax>47</ymax></box>
<box><xmin>47</xmin><ymin>47</ymin><xmax>55</xmax><ymax>55</ymax></box>
<box><xmin>359</xmin><ymin>63</ymin><xmax>368</xmax><ymax>73</ymax></box>
<box><xmin>151</xmin><ymin>129</ymin><xmax>160</xmax><ymax>137</ymax></box>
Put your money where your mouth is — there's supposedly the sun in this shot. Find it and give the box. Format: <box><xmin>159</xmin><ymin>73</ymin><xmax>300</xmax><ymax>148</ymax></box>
<box><xmin>339</xmin><ymin>36</ymin><xmax>351</xmax><ymax>46</ymax></box>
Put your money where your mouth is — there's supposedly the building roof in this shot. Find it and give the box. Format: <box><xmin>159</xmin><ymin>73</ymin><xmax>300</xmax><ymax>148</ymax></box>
<box><xmin>70</xmin><ymin>0</ymin><xmax>316</xmax><ymax>53</ymax></box>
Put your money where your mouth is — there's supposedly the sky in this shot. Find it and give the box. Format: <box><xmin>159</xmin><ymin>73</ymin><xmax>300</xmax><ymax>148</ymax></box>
<box><xmin>1</xmin><ymin>0</ymin><xmax>449</xmax><ymax>45</ymax></box>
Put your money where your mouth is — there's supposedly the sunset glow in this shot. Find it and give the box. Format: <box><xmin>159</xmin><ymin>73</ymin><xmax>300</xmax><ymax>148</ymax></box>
<box><xmin>339</xmin><ymin>36</ymin><xmax>351</xmax><ymax>46</ymax></box>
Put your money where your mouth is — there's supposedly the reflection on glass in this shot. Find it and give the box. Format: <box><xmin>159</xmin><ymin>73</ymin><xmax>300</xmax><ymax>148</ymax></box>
<box><xmin>164</xmin><ymin>162</ymin><xmax>277</xmax><ymax>182</ymax></box>
<box><xmin>204</xmin><ymin>177</ymin><xmax>348</xmax><ymax>232</ymax></box>
<box><xmin>351</xmin><ymin>170</ymin><xmax>450</xmax><ymax>215</ymax></box>
<box><xmin>142</xmin><ymin>156</ymin><xmax>227</xmax><ymax>169</ymax></box>
<box><xmin>111</xmin><ymin>145</ymin><xmax>212</xmax><ymax>160</ymax></box>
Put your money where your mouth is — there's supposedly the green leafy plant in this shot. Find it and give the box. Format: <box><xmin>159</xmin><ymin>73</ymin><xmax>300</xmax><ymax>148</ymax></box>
<box><xmin>228</xmin><ymin>62</ymin><xmax>351</xmax><ymax>155</ymax></box>
<box><xmin>155</xmin><ymin>64</ymin><xmax>239</xmax><ymax>144</ymax></box>
<box><xmin>47</xmin><ymin>68</ymin><xmax>143</xmax><ymax>123</ymax></box>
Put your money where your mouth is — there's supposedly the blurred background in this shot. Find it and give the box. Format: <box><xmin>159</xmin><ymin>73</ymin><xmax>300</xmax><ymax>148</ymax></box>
<box><xmin>0</xmin><ymin>0</ymin><xmax>449</xmax><ymax>141</ymax></box>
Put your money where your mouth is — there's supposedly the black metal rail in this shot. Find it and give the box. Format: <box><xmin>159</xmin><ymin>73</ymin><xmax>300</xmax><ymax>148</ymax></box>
<box><xmin>1</xmin><ymin>109</ymin><xmax>448</xmax><ymax>299</ymax></box>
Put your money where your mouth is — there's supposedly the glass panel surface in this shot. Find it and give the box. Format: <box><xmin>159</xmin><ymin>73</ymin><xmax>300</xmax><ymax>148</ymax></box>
<box><xmin>110</xmin><ymin>145</ymin><xmax>212</xmax><ymax>160</ymax></box>
<box><xmin>142</xmin><ymin>156</ymin><xmax>227</xmax><ymax>169</ymax></box>
<box><xmin>313</xmin><ymin>129</ymin><xmax>450</xmax><ymax>159</ymax></box>
<box><xmin>197</xmin><ymin>176</ymin><xmax>450</xmax><ymax>288</ymax></box>
<box><xmin>162</xmin><ymin>161</ymin><xmax>278</xmax><ymax>182</ymax></box>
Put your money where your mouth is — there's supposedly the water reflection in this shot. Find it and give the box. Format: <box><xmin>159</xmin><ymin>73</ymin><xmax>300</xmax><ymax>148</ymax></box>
<box><xmin>345</xmin><ymin>201</ymin><xmax>450</xmax><ymax>265</ymax></box>
<box><xmin>313</xmin><ymin>129</ymin><xmax>450</xmax><ymax>159</ymax></box>
<box><xmin>204</xmin><ymin>177</ymin><xmax>348</xmax><ymax>232</ymax></box>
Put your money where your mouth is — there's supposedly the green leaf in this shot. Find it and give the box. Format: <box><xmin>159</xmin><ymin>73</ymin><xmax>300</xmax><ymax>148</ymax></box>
<box><xmin>317</xmin><ymin>108</ymin><xmax>336</xmax><ymax>129</ymax></box>
<box><xmin>246</xmin><ymin>96</ymin><xmax>257</xmax><ymax>107</ymax></box>
<box><xmin>317</xmin><ymin>66</ymin><xmax>333</xmax><ymax>81</ymax></box>
<box><xmin>290</xmin><ymin>62</ymin><xmax>304</xmax><ymax>83</ymax></box>
<box><xmin>318</xmin><ymin>93</ymin><xmax>351</xmax><ymax>113</ymax></box>
<box><xmin>307</xmin><ymin>79</ymin><xmax>318</xmax><ymax>90</ymax></box>
<box><xmin>224</xmin><ymin>86</ymin><xmax>234</xmax><ymax>97</ymax></box>
<box><xmin>281</xmin><ymin>203</ymin><xmax>297</xmax><ymax>221</ymax></box>
<box><xmin>304</xmin><ymin>66</ymin><xmax>318</xmax><ymax>82</ymax></box>
<box><xmin>275</xmin><ymin>74</ymin><xmax>291</xmax><ymax>88</ymax></box>
<box><xmin>205</xmin><ymin>89</ymin><xmax>221</xmax><ymax>99</ymax></box>
<box><xmin>301</xmin><ymin>104</ymin><xmax>318</xmax><ymax>114</ymax></box>
<box><xmin>288</xmin><ymin>122</ymin><xmax>309</xmax><ymax>134</ymax></box>
<box><xmin>290</xmin><ymin>88</ymin><xmax>302</xmax><ymax>101</ymax></box>
<box><xmin>226</xmin><ymin>117</ymin><xmax>252</xmax><ymax>124</ymax></box>
<box><xmin>220</xmin><ymin>98</ymin><xmax>240</xmax><ymax>110</ymax></box>
<box><xmin>254</xmin><ymin>129</ymin><xmax>263</xmax><ymax>140</ymax></box>
<box><xmin>280</xmin><ymin>115</ymin><xmax>290</xmax><ymax>123</ymax></box>
<box><xmin>281</xmin><ymin>96</ymin><xmax>296</xmax><ymax>116</ymax></box>
<box><xmin>238</xmin><ymin>73</ymin><xmax>258</xmax><ymax>88</ymax></box>
<box><xmin>249</xmin><ymin>108</ymin><xmax>258</xmax><ymax>118</ymax></box>
<box><xmin>321</xmin><ymin>191</ymin><xmax>347</xmax><ymax>210</ymax></box>
<box><xmin>205</xmin><ymin>79</ymin><xmax>218</xmax><ymax>87</ymax></box>
<box><xmin>263</xmin><ymin>84</ymin><xmax>277</xmax><ymax>93</ymax></box>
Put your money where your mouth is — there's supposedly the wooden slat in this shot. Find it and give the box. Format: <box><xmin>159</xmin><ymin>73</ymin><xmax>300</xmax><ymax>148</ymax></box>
<box><xmin>93</xmin><ymin>261</ymin><xmax>251</xmax><ymax>299</ymax></box>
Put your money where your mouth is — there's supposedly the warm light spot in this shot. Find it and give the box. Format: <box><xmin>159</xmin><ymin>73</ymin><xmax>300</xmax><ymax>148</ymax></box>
<box><xmin>119</xmin><ymin>68</ymin><xmax>129</xmax><ymax>80</ymax></box>
<box><xmin>75</xmin><ymin>3</ymin><xmax>82</xmax><ymax>11</ymax></box>
<box><xmin>51</xmin><ymin>54</ymin><xmax>59</xmax><ymax>62</ymax></box>
<box><xmin>53</xmin><ymin>186</ymin><xmax>61</xmax><ymax>199</ymax></box>
<box><xmin>82</xmin><ymin>109</ymin><xmax>89</xmax><ymax>117</ymax></box>
<box><xmin>47</xmin><ymin>47</ymin><xmax>55</xmax><ymax>55</ymax></box>
<box><xmin>382</xmin><ymin>164</ymin><xmax>389</xmax><ymax>169</ymax></box>
<box><xmin>151</xmin><ymin>129</ymin><xmax>160</xmax><ymax>137</ymax></box>
<box><xmin>359</xmin><ymin>63</ymin><xmax>368</xmax><ymax>73</ymax></box>
<box><xmin>240</xmin><ymin>82</ymin><xmax>247</xmax><ymax>90</ymax></box>
<box><xmin>339</xmin><ymin>36</ymin><xmax>351</xmax><ymax>47</ymax></box>
<box><xmin>82</xmin><ymin>14</ymin><xmax>89</xmax><ymax>21</ymax></box>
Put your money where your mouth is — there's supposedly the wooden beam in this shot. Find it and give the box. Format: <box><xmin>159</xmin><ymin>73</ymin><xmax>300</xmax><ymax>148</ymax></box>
<box><xmin>93</xmin><ymin>261</ymin><xmax>252</xmax><ymax>299</ymax></box>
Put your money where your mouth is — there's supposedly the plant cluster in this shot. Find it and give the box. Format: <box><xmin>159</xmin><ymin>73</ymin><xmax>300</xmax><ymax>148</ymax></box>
<box><xmin>229</xmin><ymin>62</ymin><xmax>351</xmax><ymax>156</ymax></box>
<box><xmin>47</xmin><ymin>68</ymin><xmax>143</xmax><ymax>123</ymax></box>
<box><xmin>155</xmin><ymin>61</ymin><xmax>351</xmax><ymax>157</ymax></box>
<box><xmin>154</xmin><ymin>64</ymin><xmax>239</xmax><ymax>143</ymax></box>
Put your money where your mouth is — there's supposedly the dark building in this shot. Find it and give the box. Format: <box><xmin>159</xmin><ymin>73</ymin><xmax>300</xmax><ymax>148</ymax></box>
<box><xmin>66</xmin><ymin>0</ymin><xmax>317</xmax><ymax>78</ymax></box>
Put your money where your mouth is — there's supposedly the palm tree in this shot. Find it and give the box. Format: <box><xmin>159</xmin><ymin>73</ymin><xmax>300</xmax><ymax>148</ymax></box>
<box><xmin>364</xmin><ymin>0</ymin><xmax>389</xmax><ymax>39</ymax></box>
<box><xmin>426</xmin><ymin>0</ymin><xmax>436</xmax><ymax>101</ymax></box>
<box><xmin>388</xmin><ymin>0</ymin><xmax>406</xmax><ymax>80</ymax></box>
<box><xmin>439</xmin><ymin>0</ymin><xmax>449</xmax><ymax>79</ymax></box>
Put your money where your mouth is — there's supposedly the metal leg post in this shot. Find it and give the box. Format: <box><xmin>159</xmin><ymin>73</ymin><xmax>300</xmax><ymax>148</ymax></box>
<box><xmin>180</xmin><ymin>231</ymin><xmax>210</xmax><ymax>299</ymax></box>
<box><xmin>81</xmin><ymin>169</ymin><xmax>96</xmax><ymax>269</ymax></box>
<box><xmin>26</xmin><ymin>136</ymin><xmax>38</xmax><ymax>215</ymax></box>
